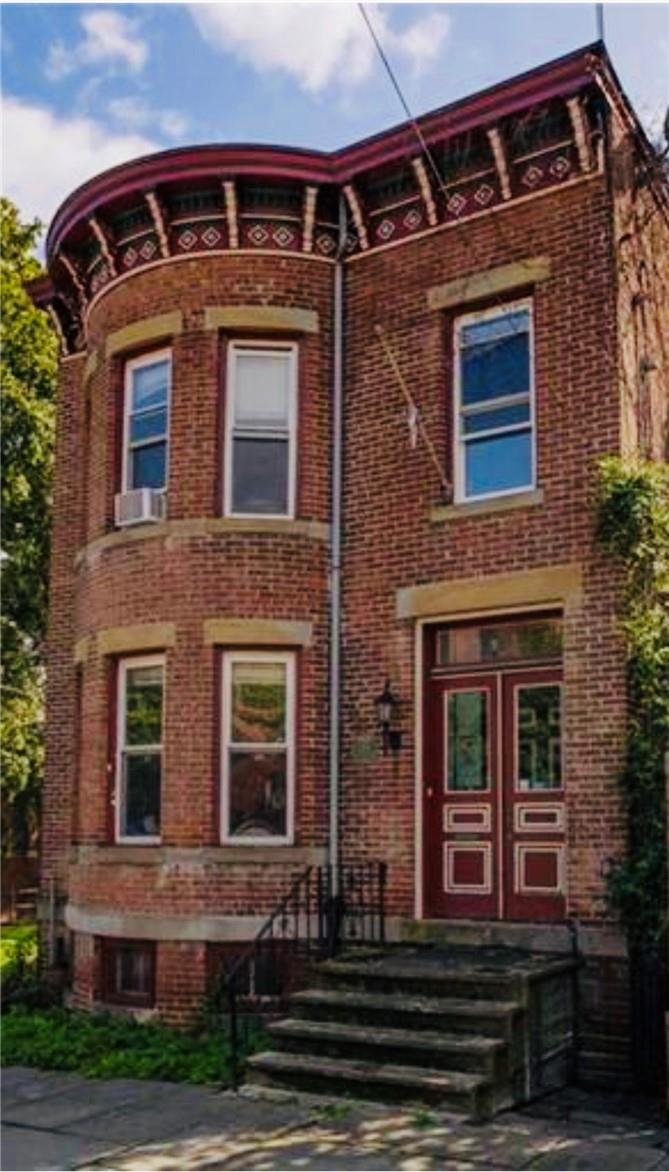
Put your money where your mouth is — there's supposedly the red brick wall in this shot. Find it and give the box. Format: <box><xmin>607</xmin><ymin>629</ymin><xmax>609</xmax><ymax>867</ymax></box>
<box><xmin>46</xmin><ymin>170</ymin><xmax>643</xmax><ymax>1022</ymax></box>
<box><xmin>340</xmin><ymin>174</ymin><xmax>628</xmax><ymax>923</ymax></box>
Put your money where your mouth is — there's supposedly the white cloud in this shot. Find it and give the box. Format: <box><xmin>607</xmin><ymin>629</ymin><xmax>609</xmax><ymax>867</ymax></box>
<box><xmin>46</xmin><ymin>9</ymin><xmax>148</xmax><ymax>81</ymax></box>
<box><xmin>1</xmin><ymin>96</ymin><xmax>158</xmax><ymax>230</ymax></box>
<box><xmin>107</xmin><ymin>96</ymin><xmax>189</xmax><ymax>140</ymax></box>
<box><xmin>190</xmin><ymin>3</ymin><xmax>450</xmax><ymax>94</ymax></box>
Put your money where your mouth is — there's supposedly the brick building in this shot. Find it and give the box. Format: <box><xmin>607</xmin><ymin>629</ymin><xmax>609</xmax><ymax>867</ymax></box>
<box><xmin>31</xmin><ymin>43</ymin><xmax>668</xmax><ymax>1086</ymax></box>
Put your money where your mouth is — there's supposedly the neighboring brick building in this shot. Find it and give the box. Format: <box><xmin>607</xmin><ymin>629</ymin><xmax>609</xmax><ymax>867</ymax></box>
<box><xmin>31</xmin><ymin>43</ymin><xmax>668</xmax><ymax>1078</ymax></box>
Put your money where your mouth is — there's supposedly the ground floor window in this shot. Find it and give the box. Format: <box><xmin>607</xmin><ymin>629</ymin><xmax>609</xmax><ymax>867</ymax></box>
<box><xmin>101</xmin><ymin>939</ymin><xmax>155</xmax><ymax>1007</ymax></box>
<box><xmin>221</xmin><ymin>650</ymin><xmax>295</xmax><ymax>844</ymax></box>
<box><xmin>116</xmin><ymin>656</ymin><xmax>164</xmax><ymax>843</ymax></box>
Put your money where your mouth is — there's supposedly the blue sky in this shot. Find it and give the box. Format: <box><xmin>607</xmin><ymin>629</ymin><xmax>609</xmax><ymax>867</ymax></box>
<box><xmin>2</xmin><ymin>2</ymin><xmax>668</xmax><ymax>233</ymax></box>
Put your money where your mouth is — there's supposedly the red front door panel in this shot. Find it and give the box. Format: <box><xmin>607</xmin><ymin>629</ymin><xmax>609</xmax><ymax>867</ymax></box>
<box><xmin>424</xmin><ymin>674</ymin><xmax>499</xmax><ymax>919</ymax></box>
<box><xmin>424</xmin><ymin>665</ymin><xmax>565</xmax><ymax>922</ymax></box>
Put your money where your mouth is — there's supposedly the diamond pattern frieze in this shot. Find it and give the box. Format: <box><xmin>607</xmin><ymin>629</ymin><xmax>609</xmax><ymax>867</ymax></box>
<box><xmin>403</xmin><ymin>208</ymin><xmax>423</xmax><ymax>232</ymax></box>
<box><xmin>447</xmin><ymin>192</ymin><xmax>467</xmax><ymax>216</ymax></box>
<box><xmin>201</xmin><ymin>225</ymin><xmax>222</xmax><ymax>248</ymax></box>
<box><xmin>248</xmin><ymin>224</ymin><xmax>270</xmax><ymax>246</ymax></box>
<box><xmin>521</xmin><ymin>164</ymin><xmax>543</xmax><ymax>188</ymax></box>
<box><xmin>177</xmin><ymin>228</ymin><xmax>198</xmax><ymax>250</ymax></box>
<box><xmin>473</xmin><ymin>183</ymin><xmax>495</xmax><ymax>206</ymax></box>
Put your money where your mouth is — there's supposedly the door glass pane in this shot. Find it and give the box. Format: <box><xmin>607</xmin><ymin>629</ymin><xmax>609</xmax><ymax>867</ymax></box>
<box><xmin>437</xmin><ymin>619</ymin><xmax>563</xmax><ymax>668</ymax></box>
<box><xmin>234</xmin><ymin>352</ymin><xmax>291</xmax><ymax>427</ymax></box>
<box><xmin>232</xmin><ymin>437</ymin><xmax>288</xmax><ymax>514</ymax></box>
<box><xmin>122</xmin><ymin>752</ymin><xmax>161</xmax><ymax>836</ymax></box>
<box><xmin>231</xmin><ymin>661</ymin><xmax>286</xmax><ymax>744</ymax></box>
<box><xmin>517</xmin><ymin>685</ymin><xmax>562</xmax><ymax>790</ymax></box>
<box><xmin>228</xmin><ymin>749</ymin><xmax>287</xmax><ymax>837</ymax></box>
<box><xmin>465</xmin><ymin>429</ymin><xmax>532</xmax><ymax>497</ymax></box>
<box><xmin>447</xmin><ymin>690</ymin><xmax>488</xmax><ymax>791</ymax></box>
<box><xmin>125</xmin><ymin>665</ymin><xmax>163</xmax><ymax>745</ymax></box>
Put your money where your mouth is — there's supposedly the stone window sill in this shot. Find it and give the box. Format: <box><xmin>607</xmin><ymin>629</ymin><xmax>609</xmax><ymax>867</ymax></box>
<box><xmin>71</xmin><ymin>844</ymin><xmax>326</xmax><ymax>867</ymax></box>
<box><xmin>430</xmin><ymin>488</ymin><xmax>544</xmax><ymax>524</ymax></box>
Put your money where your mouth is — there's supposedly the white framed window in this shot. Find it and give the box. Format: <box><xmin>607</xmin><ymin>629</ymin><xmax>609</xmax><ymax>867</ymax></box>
<box><xmin>122</xmin><ymin>350</ymin><xmax>171</xmax><ymax>493</ymax></box>
<box><xmin>224</xmin><ymin>342</ymin><xmax>297</xmax><ymax>518</ymax></box>
<box><xmin>221</xmin><ymin>651</ymin><xmax>296</xmax><ymax>845</ymax></box>
<box><xmin>116</xmin><ymin>655</ymin><xmax>164</xmax><ymax>844</ymax></box>
<box><xmin>454</xmin><ymin>300</ymin><xmax>535</xmax><ymax>503</ymax></box>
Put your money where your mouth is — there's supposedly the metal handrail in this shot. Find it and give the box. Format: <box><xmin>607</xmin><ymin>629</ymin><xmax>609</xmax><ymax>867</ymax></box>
<box><xmin>221</xmin><ymin>861</ymin><xmax>387</xmax><ymax>1087</ymax></box>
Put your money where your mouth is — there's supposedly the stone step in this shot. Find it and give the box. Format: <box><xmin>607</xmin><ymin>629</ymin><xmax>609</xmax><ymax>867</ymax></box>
<box><xmin>268</xmin><ymin>1017</ymin><xmax>508</xmax><ymax>1080</ymax></box>
<box><xmin>317</xmin><ymin>958</ymin><xmax>524</xmax><ymax>1001</ymax></box>
<box><xmin>291</xmin><ymin>987</ymin><xmax>523</xmax><ymax>1042</ymax></box>
<box><xmin>246</xmin><ymin>1051</ymin><xmax>493</xmax><ymax>1120</ymax></box>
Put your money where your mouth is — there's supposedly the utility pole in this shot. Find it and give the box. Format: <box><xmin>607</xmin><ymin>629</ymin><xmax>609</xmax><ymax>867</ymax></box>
<box><xmin>596</xmin><ymin>3</ymin><xmax>605</xmax><ymax>42</ymax></box>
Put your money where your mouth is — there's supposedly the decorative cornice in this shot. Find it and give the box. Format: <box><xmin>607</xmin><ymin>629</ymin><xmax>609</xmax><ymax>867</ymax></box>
<box><xmin>144</xmin><ymin>190</ymin><xmax>170</xmax><ymax>258</ymax></box>
<box><xmin>487</xmin><ymin>127</ymin><xmax>512</xmax><ymax>201</ymax></box>
<box><xmin>88</xmin><ymin>215</ymin><xmax>117</xmax><ymax>277</ymax></box>
<box><xmin>566</xmin><ymin>96</ymin><xmax>593</xmax><ymax>172</ymax></box>
<box><xmin>32</xmin><ymin>43</ymin><xmax>642</xmax><ymax>354</ymax></box>
<box><xmin>343</xmin><ymin>183</ymin><xmax>369</xmax><ymax>251</ymax></box>
<box><xmin>411</xmin><ymin>157</ymin><xmax>438</xmax><ymax>226</ymax></box>
<box><xmin>302</xmin><ymin>185</ymin><xmax>318</xmax><ymax>253</ymax></box>
<box><xmin>222</xmin><ymin>180</ymin><xmax>239</xmax><ymax>249</ymax></box>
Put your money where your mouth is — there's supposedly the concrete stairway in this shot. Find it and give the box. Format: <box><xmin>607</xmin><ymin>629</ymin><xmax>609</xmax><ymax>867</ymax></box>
<box><xmin>246</xmin><ymin>946</ymin><xmax>578</xmax><ymax>1121</ymax></box>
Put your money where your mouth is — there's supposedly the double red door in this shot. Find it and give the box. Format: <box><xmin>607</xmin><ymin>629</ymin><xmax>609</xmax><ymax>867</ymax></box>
<box><xmin>424</xmin><ymin>667</ymin><xmax>565</xmax><ymax>921</ymax></box>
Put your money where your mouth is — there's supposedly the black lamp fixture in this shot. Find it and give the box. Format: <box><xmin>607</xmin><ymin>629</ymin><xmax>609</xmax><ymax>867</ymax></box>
<box><xmin>375</xmin><ymin>679</ymin><xmax>403</xmax><ymax>755</ymax></box>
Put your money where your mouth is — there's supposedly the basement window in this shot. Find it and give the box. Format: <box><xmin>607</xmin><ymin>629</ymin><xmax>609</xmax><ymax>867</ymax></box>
<box><xmin>224</xmin><ymin>342</ymin><xmax>297</xmax><ymax>518</ymax></box>
<box><xmin>221</xmin><ymin>651</ymin><xmax>295</xmax><ymax>844</ymax></box>
<box><xmin>454</xmin><ymin>301</ymin><xmax>535</xmax><ymax>503</ymax></box>
<box><xmin>101</xmin><ymin>939</ymin><xmax>155</xmax><ymax>1007</ymax></box>
<box><xmin>116</xmin><ymin>656</ymin><xmax>164</xmax><ymax>843</ymax></box>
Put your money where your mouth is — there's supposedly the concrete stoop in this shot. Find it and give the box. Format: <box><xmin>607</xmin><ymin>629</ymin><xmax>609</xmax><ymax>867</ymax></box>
<box><xmin>246</xmin><ymin>945</ymin><xmax>578</xmax><ymax>1122</ymax></box>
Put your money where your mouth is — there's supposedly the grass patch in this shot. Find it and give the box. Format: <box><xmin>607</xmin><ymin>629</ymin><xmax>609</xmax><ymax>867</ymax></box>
<box><xmin>1</xmin><ymin>1006</ymin><xmax>264</xmax><ymax>1086</ymax></box>
<box><xmin>1</xmin><ymin>923</ymin><xmax>37</xmax><ymax>974</ymax></box>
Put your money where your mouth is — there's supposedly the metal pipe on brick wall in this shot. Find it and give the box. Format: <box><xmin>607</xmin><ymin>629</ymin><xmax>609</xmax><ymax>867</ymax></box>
<box><xmin>328</xmin><ymin>196</ymin><xmax>348</xmax><ymax>893</ymax></box>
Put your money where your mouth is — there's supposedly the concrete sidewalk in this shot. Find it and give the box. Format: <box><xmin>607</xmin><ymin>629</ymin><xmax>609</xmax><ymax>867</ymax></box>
<box><xmin>2</xmin><ymin>1067</ymin><xmax>668</xmax><ymax>1171</ymax></box>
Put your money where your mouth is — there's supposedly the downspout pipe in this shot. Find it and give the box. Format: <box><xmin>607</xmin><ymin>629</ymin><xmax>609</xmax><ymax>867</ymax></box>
<box><xmin>328</xmin><ymin>195</ymin><xmax>348</xmax><ymax>893</ymax></box>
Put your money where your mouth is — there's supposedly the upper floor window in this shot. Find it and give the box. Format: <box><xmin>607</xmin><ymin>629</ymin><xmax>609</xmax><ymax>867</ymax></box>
<box><xmin>225</xmin><ymin>342</ymin><xmax>297</xmax><ymax>518</ymax></box>
<box><xmin>116</xmin><ymin>656</ymin><xmax>164</xmax><ymax>843</ymax></box>
<box><xmin>221</xmin><ymin>651</ymin><xmax>295</xmax><ymax>844</ymax></box>
<box><xmin>123</xmin><ymin>351</ymin><xmax>171</xmax><ymax>492</ymax></box>
<box><xmin>454</xmin><ymin>302</ymin><xmax>534</xmax><ymax>502</ymax></box>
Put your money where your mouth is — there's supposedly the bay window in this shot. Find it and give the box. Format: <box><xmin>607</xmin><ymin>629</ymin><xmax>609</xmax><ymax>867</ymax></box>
<box><xmin>123</xmin><ymin>351</ymin><xmax>171</xmax><ymax>492</ymax></box>
<box><xmin>221</xmin><ymin>651</ymin><xmax>295</xmax><ymax>844</ymax></box>
<box><xmin>225</xmin><ymin>342</ymin><xmax>297</xmax><ymax>518</ymax></box>
<box><xmin>454</xmin><ymin>302</ymin><xmax>535</xmax><ymax>502</ymax></box>
<box><xmin>116</xmin><ymin>656</ymin><xmax>164</xmax><ymax>843</ymax></box>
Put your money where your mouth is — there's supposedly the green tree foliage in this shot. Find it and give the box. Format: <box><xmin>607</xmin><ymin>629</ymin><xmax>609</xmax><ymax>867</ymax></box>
<box><xmin>1</xmin><ymin>198</ymin><xmax>57</xmax><ymax>855</ymax></box>
<box><xmin>597</xmin><ymin>456</ymin><xmax>669</xmax><ymax>949</ymax></box>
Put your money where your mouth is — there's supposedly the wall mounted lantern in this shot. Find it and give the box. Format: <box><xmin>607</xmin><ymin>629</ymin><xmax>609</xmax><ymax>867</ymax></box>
<box><xmin>374</xmin><ymin>680</ymin><xmax>403</xmax><ymax>755</ymax></box>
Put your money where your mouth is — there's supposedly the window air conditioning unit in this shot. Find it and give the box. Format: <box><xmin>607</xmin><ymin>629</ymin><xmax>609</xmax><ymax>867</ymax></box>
<box><xmin>114</xmin><ymin>488</ymin><xmax>166</xmax><ymax>528</ymax></box>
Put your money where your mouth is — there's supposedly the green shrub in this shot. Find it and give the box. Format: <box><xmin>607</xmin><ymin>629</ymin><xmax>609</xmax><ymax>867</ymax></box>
<box><xmin>596</xmin><ymin>456</ymin><xmax>669</xmax><ymax>951</ymax></box>
<box><xmin>1</xmin><ymin>1006</ymin><xmax>265</xmax><ymax>1085</ymax></box>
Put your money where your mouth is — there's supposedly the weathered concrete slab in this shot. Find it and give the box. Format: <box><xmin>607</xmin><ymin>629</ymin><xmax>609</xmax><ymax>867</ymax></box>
<box><xmin>1</xmin><ymin>1123</ymin><xmax>120</xmax><ymax>1172</ymax></box>
<box><xmin>1</xmin><ymin>1068</ymin><xmax>667</xmax><ymax>1172</ymax></box>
